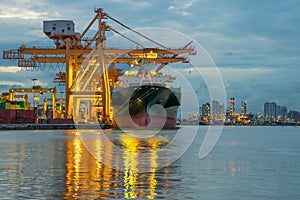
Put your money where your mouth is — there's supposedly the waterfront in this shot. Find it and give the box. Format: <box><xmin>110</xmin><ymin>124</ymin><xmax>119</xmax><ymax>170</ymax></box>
<box><xmin>0</xmin><ymin>126</ymin><xmax>300</xmax><ymax>199</ymax></box>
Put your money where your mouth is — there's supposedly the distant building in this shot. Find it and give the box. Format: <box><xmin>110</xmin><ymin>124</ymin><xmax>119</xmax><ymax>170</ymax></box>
<box><xmin>264</xmin><ymin>102</ymin><xmax>277</xmax><ymax>119</ymax></box>
<box><xmin>211</xmin><ymin>100</ymin><xmax>225</xmax><ymax>120</ymax></box>
<box><xmin>241</xmin><ymin>100</ymin><xmax>247</xmax><ymax>115</ymax></box>
<box><xmin>276</xmin><ymin>105</ymin><xmax>288</xmax><ymax>119</ymax></box>
<box><xmin>199</xmin><ymin>105</ymin><xmax>204</xmax><ymax>121</ymax></box>
<box><xmin>199</xmin><ymin>103</ymin><xmax>210</xmax><ymax>123</ymax></box>
<box><xmin>230</xmin><ymin>97</ymin><xmax>235</xmax><ymax>116</ymax></box>
<box><xmin>289</xmin><ymin>111</ymin><xmax>300</xmax><ymax>122</ymax></box>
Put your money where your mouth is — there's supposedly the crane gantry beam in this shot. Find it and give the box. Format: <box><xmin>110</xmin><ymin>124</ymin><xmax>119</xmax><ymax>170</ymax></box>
<box><xmin>4</xmin><ymin>47</ymin><xmax>194</xmax><ymax>57</ymax></box>
<box><xmin>27</xmin><ymin>57</ymin><xmax>188</xmax><ymax>64</ymax></box>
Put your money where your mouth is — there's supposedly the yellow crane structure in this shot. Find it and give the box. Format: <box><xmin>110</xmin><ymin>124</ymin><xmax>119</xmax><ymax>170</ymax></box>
<box><xmin>3</xmin><ymin>8</ymin><xmax>195</xmax><ymax>125</ymax></box>
<box><xmin>42</xmin><ymin>98</ymin><xmax>65</xmax><ymax>119</ymax></box>
<box><xmin>9</xmin><ymin>87</ymin><xmax>57</xmax><ymax>118</ymax></box>
<box><xmin>0</xmin><ymin>93</ymin><xmax>29</xmax><ymax>103</ymax></box>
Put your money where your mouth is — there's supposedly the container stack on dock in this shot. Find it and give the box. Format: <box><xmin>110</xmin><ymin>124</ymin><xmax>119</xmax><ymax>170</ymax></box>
<box><xmin>0</xmin><ymin>99</ymin><xmax>36</xmax><ymax>124</ymax></box>
<box><xmin>0</xmin><ymin>109</ymin><xmax>16</xmax><ymax>124</ymax></box>
<box><xmin>16</xmin><ymin>110</ymin><xmax>36</xmax><ymax>124</ymax></box>
<box><xmin>0</xmin><ymin>99</ymin><xmax>75</xmax><ymax>125</ymax></box>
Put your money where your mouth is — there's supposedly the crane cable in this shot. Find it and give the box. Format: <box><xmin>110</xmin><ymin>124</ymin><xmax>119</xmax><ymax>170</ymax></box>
<box><xmin>109</xmin><ymin>27</ymin><xmax>145</xmax><ymax>48</ymax></box>
<box><xmin>106</xmin><ymin>15</ymin><xmax>169</xmax><ymax>49</ymax></box>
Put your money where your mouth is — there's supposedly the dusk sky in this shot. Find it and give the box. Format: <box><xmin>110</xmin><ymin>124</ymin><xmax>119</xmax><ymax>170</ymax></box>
<box><xmin>0</xmin><ymin>0</ymin><xmax>299</xmax><ymax>114</ymax></box>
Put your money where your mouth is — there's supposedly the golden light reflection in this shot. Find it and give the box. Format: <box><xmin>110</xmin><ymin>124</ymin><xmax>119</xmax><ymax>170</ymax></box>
<box><xmin>65</xmin><ymin>130</ymin><xmax>115</xmax><ymax>199</ymax></box>
<box><xmin>120</xmin><ymin>134</ymin><xmax>167</xmax><ymax>199</ymax></box>
<box><xmin>227</xmin><ymin>159</ymin><xmax>252</xmax><ymax>179</ymax></box>
<box><xmin>64</xmin><ymin>130</ymin><xmax>170</xmax><ymax>199</ymax></box>
<box><xmin>229</xmin><ymin>160</ymin><xmax>236</xmax><ymax>176</ymax></box>
<box><xmin>121</xmin><ymin>134</ymin><xmax>139</xmax><ymax>199</ymax></box>
<box><xmin>147</xmin><ymin>139</ymin><xmax>159</xmax><ymax>200</ymax></box>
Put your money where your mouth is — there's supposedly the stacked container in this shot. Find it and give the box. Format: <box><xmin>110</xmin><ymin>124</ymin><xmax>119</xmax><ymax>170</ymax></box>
<box><xmin>0</xmin><ymin>109</ymin><xmax>16</xmax><ymax>124</ymax></box>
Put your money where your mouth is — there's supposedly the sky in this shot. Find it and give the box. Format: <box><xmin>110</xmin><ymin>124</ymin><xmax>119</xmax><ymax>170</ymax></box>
<box><xmin>0</xmin><ymin>0</ymin><xmax>299</xmax><ymax>114</ymax></box>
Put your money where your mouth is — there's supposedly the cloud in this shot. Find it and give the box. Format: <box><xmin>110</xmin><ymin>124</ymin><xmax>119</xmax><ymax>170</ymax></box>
<box><xmin>0</xmin><ymin>81</ymin><xmax>25</xmax><ymax>86</ymax></box>
<box><xmin>168</xmin><ymin>0</ymin><xmax>199</xmax><ymax>16</ymax></box>
<box><xmin>0</xmin><ymin>1</ymin><xmax>47</xmax><ymax>20</ymax></box>
<box><xmin>0</xmin><ymin>65</ymin><xmax>59</xmax><ymax>91</ymax></box>
<box><xmin>220</xmin><ymin>68</ymin><xmax>300</xmax><ymax>113</ymax></box>
<box><xmin>225</xmin><ymin>52</ymin><xmax>233</xmax><ymax>57</ymax></box>
<box><xmin>0</xmin><ymin>66</ymin><xmax>22</xmax><ymax>73</ymax></box>
<box><xmin>218</xmin><ymin>67</ymin><xmax>279</xmax><ymax>77</ymax></box>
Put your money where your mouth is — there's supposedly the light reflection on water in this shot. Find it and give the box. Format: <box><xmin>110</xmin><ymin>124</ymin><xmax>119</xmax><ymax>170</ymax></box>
<box><xmin>64</xmin><ymin>130</ymin><xmax>175</xmax><ymax>199</ymax></box>
<box><xmin>0</xmin><ymin>127</ymin><xmax>300</xmax><ymax>199</ymax></box>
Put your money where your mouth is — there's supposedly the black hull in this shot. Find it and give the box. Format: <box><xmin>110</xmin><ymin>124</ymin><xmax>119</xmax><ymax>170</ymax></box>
<box><xmin>112</xmin><ymin>85</ymin><xmax>180</xmax><ymax>129</ymax></box>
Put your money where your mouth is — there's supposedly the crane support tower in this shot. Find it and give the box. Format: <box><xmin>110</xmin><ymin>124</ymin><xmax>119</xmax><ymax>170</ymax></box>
<box><xmin>3</xmin><ymin>8</ymin><xmax>196</xmax><ymax>125</ymax></box>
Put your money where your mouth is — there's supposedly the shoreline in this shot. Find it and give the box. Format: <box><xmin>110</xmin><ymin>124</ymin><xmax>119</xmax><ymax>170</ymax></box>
<box><xmin>0</xmin><ymin>123</ymin><xmax>299</xmax><ymax>130</ymax></box>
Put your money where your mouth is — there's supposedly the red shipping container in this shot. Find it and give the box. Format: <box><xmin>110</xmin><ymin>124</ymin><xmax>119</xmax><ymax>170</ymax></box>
<box><xmin>18</xmin><ymin>115</ymin><xmax>36</xmax><ymax>123</ymax></box>
<box><xmin>47</xmin><ymin>119</ymin><xmax>74</xmax><ymax>124</ymax></box>
<box><xmin>0</xmin><ymin>117</ymin><xmax>16</xmax><ymax>124</ymax></box>
<box><xmin>16</xmin><ymin>110</ymin><xmax>35</xmax><ymax>118</ymax></box>
<box><xmin>0</xmin><ymin>109</ymin><xmax>16</xmax><ymax>119</ymax></box>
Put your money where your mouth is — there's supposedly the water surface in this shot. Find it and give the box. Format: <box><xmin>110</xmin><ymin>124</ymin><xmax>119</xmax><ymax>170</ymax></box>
<box><xmin>0</xmin><ymin>126</ymin><xmax>299</xmax><ymax>199</ymax></box>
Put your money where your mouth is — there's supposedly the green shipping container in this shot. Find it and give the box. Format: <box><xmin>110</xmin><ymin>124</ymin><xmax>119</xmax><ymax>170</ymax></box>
<box><xmin>5</xmin><ymin>103</ymin><xmax>11</xmax><ymax>110</ymax></box>
<box><xmin>0</xmin><ymin>103</ymin><xmax>5</xmax><ymax>109</ymax></box>
<box><xmin>18</xmin><ymin>101</ymin><xmax>25</xmax><ymax>106</ymax></box>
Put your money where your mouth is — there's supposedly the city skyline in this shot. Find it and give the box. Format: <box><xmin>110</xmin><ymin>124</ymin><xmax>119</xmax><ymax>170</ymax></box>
<box><xmin>196</xmin><ymin>97</ymin><xmax>299</xmax><ymax>125</ymax></box>
<box><xmin>201</xmin><ymin>97</ymin><xmax>297</xmax><ymax>116</ymax></box>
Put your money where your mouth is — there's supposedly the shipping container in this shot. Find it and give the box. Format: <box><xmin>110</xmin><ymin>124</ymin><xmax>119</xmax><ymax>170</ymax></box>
<box><xmin>0</xmin><ymin>118</ymin><xmax>16</xmax><ymax>124</ymax></box>
<box><xmin>0</xmin><ymin>103</ymin><xmax>5</xmax><ymax>109</ymax></box>
<box><xmin>47</xmin><ymin>118</ymin><xmax>74</xmax><ymax>124</ymax></box>
<box><xmin>0</xmin><ymin>109</ymin><xmax>16</xmax><ymax>118</ymax></box>
<box><xmin>15</xmin><ymin>110</ymin><xmax>36</xmax><ymax>124</ymax></box>
<box><xmin>0</xmin><ymin>109</ymin><xmax>16</xmax><ymax>124</ymax></box>
<box><xmin>16</xmin><ymin>110</ymin><xmax>36</xmax><ymax>118</ymax></box>
<box><xmin>5</xmin><ymin>103</ymin><xmax>11</xmax><ymax>110</ymax></box>
<box><xmin>17</xmin><ymin>118</ymin><xmax>36</xmax><ymax>124</ymax></box>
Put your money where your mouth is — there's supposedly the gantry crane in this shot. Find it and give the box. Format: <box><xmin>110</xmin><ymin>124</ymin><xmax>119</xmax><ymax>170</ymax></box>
<box><xmin>0</xmin><ymin>93</ymin><xmax>28</xmax><ymax>103</ymax></box>
<box><xmin>9</xmin><ymin>87</ymin><xmax>57</xmax><ymax>118</ymax></box>
<box><xmin>3</xmin><ymin>8</ymin><xmax>195</xmax><ymax>125</ymax></box>
<box><xmin>42</xmin><ymin>97</ymin><xmax>64</xmax><ymax>118</ymax></box>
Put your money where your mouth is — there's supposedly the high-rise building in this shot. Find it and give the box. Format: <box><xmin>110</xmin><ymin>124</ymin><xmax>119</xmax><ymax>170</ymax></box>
<box><xmin>230</xmin><ymin>97</ymin><xmax>235</xmax><ymax>116</ymax></box>
<box><xmin>205</xmin><ymin>102</ymin><xmax>210</xmax><ymax>120</ymax></box>
<box><xmin>241</xmin><ymin>100</ymin><xmax>247</xmax><ymax>115</ymax></box>
<box><xmin>289</xmin><ymin>111</ymin><xmax>300</xmax><ymax>122</ymax></box>
<box><xmin>276</xmin><ymin>105</ymin><xmax>288</xmax><ymax>119</ymax></box>
<box><xmin>264</xmin><ymin>102</ymin><xmax>277</xmax><ymax>119</ymax></box>
<box><xmin>200</xmin><ymin>103</ymin><xmax>210</xmax><ymax>121</ymax></box>
<box><xmin>199</xmin><ymin>105</ymin><xmax>204</xmax><ymax>121</ymax></box>
<box><xmin>211</xmin><ymin>100</ymin><xmax>225</xmax><ymax>120</ymax></box>
<box><xmin>199</xmin><ymin>102</ymin><xmax>211</xmax><ymax>123</ymax></box>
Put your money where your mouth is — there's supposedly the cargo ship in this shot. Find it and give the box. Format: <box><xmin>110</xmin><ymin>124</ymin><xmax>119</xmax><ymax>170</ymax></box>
<box><xmin>112</xmin><ymin>64</ymin><xmax>181</xmax><ymax>129</ymax></box>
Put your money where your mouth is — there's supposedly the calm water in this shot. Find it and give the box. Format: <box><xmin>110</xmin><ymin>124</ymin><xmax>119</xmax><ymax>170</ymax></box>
<box><xmin>0</xmin><ymin>126</ymin><xmax>300</xmax><ymax>199</ymax></box>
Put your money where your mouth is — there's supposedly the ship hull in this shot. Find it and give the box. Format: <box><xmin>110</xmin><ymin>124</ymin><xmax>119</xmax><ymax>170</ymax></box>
<box><xmin>112</xmin><ymin>85</ymin><xmax>180</xmax><ymax>129</ymax></box>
